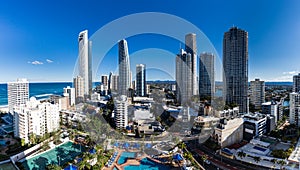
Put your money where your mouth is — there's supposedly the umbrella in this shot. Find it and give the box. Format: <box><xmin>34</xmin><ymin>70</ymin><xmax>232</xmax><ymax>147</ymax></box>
<box><xmin>89</xmin><ymin>148</ymin><xmax>96</xmax><ymax>154</ymax></box>
<box><xmin>173</xmin><ymin>154</ymin><xmax>183</xmax><ymax>161</ymax></box>
<box><xmin>64</xmin><ymin>164</ymin><xmax>78</xmax><ymax>170</ymax></box>
<box><xmin>114</xmin><ymin>142</ymin><xmax>119</xmax><ymax>147</ymax></box>
<box><xmin>145</xmin><ymin>143</ymin><xmax>152</xmax><ymax>148</ymax></box>
<box><xmin>123</xmin><ymin>142</ymin><xmax>130</xmax><ymax>148</ymax></box>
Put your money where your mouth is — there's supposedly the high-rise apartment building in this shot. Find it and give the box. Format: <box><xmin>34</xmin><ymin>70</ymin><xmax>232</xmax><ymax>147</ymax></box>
<box><xmin>250</xmin><ymin>79</ymin><xmax>265</xmax><ymax>110</ymax></box>
<box><xmin>293</xmin><ymin>73</ymin><xmax>300</xmax><ymax>92</ymax></box>
<box><xmin>7</xmin><ymin>78</ymin><xmax>29</xmax><ymax>113</ymax></box>
<box><xmin>185</xmin><ymin>33</ymin><xmax>198</xmax><ymax>95</ymax></box>
<box><xmin>136</xmin><ymin>64</ymin><xmax>146</xmax><ymax>97</ymax></box>
<box><xmin>176</xmin><ymin>49</ymin><xmax>192</xmax><ymax>104</ymax></box>
<box><xmin>118</xmin><ymin>39</ymin><xmax>131</xmax><ymax>96</ymax></box>
<box><xmin>14</xmin><ymin>97</ymin><xmax>60</xmax><ymax>144</ymax></box>
<box><xmin>199</xmin><ymin>52</ymin><xmax>215</xmax><ymax>100</ymax></box>
<box><xmin>63</xmin><ymin>86</ymin><xmax>75</xmax><ymax>106</ymax></box>
<box><xmin>114</xmin><ymin>95</ymin><xmax>128</xmax><ymax>129</ymax></box>
<box><xmin>290</xmin><ymin>92</ymin><xmax>300</xmax><ymax>126</ymax></box>
<box><xmin>101</xmin><ymin>75</ymin><xmax>108</xmax><ymax>87</ymax></box>
<box><xmin>73</xmin><ymin>76</ymin><xmax>84</xmax><ymax>103</ymax></box>
<box><xmin>78</xmin><ymin>30</ymin><xmax>92</xmax><ymax>97</ymax></box>
<box><xmin>109</xmin><ymin>74</ymin><xmax>118</xmax><ymax>92</ymax></box>
<box><xmin>223</xmin><ymin>27</ymin><xmax>249</xmax><ymax>113</ymax></box>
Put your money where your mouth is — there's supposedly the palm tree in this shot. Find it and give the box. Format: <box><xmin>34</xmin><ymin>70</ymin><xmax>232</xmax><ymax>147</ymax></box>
<box><xmin>201</xmin><ymin>155</ymin><xmax>208</xmax><ymax>165</ymax></box>
<box><xmin>253</xmin><ymin>156</ymin><xmax>261</xmax><ymax>164</ymax></box>
<box><xmin>178</xmin><ymin>142</ymin><xmax>186</xmax><ymax>150</ymax></box>
<box><xmin>45</xmin><ymin>164</ymin><xmax>61</xmax><ymax>170</ymax></box>
<box><xmin>277</xmin><ymin>160</ymin><xmax>286</xmax><ymax>169</ymax></box>
<box><xmin>237</xmin><ymin>151</ymin><xmax>246</xmax><ymax>159</ymax></box>
<box><xmin>271</xmin><ymin>158</ymin><xmax>277</xmax><ymax>168</ymax></box>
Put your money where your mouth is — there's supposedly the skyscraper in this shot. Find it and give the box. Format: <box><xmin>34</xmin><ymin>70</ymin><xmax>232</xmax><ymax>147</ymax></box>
<box><xmin>290</xmin><ymin>92</ymin><xmax>300</xmax><ymax>126</ymax></box>
<box><xmin>250</xmin><ymin>79</ymin><xmax>265</xmax><ymax>110</ymax></box>
<box><xmin>73</xmin><ymin>76</ymin><xmax>84</xmax><ymax>103</ymax></box>
<box><xmin>199</xmin><ymin>52</ymin><xmax>215</xmax><ymax>100</ymax></box>
<box><xmin>293</xmin><ymin>73</ymin><xmax>300</xmax><ymax>92</ymax></box>
<box><xmin>223</xmin><ymin>27</ymin><xmax>249</xmax><ymax>113</ymax></box>
<box><xmin>78</xmin><ymin>30</ymin><xmax>92</xmax><ymax>97</ymax></box>
<box><xmin>185</xmin><ymin>33</ymin><xmax>198</xmax><ymax>95</ymax></box>
<box><xmin>118</xmin><ymin>39</ymin><xmax>131</xmax><ymax>96</ymax></box>
<box><xmin>136</xmin><ymin>64</ymin><xmax>146</xmax><ymax>97</ymax></box>
<box><xmin>111</xmin><ymin>74</ymin><xmax>119</xmax><ymax>92</ymax></box>
<box><xmin>114</xmin><ymin>95</ymin><xmax>128</xmax><ymax>129</ymax></box>
<box><xmin>14</xmin><ymin>97</ymin><xmax>60</xmax><ymax>144</ymax></box>
<box><xmin>7</xmin><ymin>78</ymin><xmax>29</xmax><ymax>113</ymax></box>
<box><xmin>101</xmin><ymin>75</ymin><xmax>108</xmax><ymax>87</ymax></box>
<box><xmin>176</xmin><ymin>49</ymin><xmax>192</xmax><ymax>104</ymax></box>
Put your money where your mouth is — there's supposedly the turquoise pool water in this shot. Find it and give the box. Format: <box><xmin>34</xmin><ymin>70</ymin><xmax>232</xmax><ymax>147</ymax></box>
<box><xmin>117</xmin><ymin>152</ymin><xmax>136</xmax><ymax>165</ymax></box>
<box><xmin>0</xmin><ymin>140</ymin><xmax>7</xmax><ymax>145</ymax></box>
<box><xmin>20</xmin><ymin>141</ymin><xmax>84</xmax><ymax>170</ymax></box>
<box><xmin>124</xmin><ymin>157</ymin><xmax>170</xmax><ymax>170</ymax></box>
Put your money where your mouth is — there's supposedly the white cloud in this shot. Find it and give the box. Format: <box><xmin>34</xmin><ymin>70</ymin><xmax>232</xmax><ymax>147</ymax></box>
<box><xmin>283</xmin><ymin>71</ymin><xmax>298</xmax><ymax>75</ymax></box>
<box><xmin>30</xmin><ymin>60</ymin><xmax>43</xmax><ymax>65</ymax></box>
<box><xmin>46</xmin><ymin>59</ymin><xmax>53</xmax><ymax>63</ymax></box>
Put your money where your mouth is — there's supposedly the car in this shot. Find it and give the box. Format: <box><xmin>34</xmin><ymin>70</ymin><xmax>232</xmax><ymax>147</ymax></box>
<box><xmin>205</xmin><ymin>160</ymin><xmax>211</xmax><ymax>164</ymax></box>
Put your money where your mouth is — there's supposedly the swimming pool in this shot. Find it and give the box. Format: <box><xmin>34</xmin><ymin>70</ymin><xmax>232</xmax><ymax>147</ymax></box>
<box><xmin>124</xmin><ymin>157</ymin><xmax>170</xmax><ymax>170</ymax></box>
<box><xmin>0</xmin><ymin>139</ymin><xmax>7</xmax><ymax>145</ymax></box>
<box><xmin>253</xmin><ymin>146</ymin><xmax>267</xmax><ymax>152</ymax></box>
<box><xmin>20</xmin><ymin>141</ymin><xmax>84</xmax><ymax>170</ymax></box>
<box><xmin>117</xmin><ymin>152</ymin><xmax>136</xmax><ymax>165</ymax></box>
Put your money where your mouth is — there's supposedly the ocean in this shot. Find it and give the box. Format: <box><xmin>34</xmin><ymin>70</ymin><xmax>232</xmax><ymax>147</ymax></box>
<box><xmin>0</xmin><ymin>82</ymin><xmax>100</xmax><ymax>106</ymax></box>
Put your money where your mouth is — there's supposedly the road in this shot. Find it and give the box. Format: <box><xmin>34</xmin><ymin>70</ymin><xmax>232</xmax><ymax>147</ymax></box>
<box><xmin>186</xmin><ymin>140</ymin><xmax>270</xmax><ymax>170</ymax></box>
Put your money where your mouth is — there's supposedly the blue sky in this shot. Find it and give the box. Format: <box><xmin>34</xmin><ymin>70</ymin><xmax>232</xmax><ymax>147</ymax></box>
<box><xmin>0</xmin><ymin>0</ymin><xmax>300</xmax><ymax>82</ymax></box>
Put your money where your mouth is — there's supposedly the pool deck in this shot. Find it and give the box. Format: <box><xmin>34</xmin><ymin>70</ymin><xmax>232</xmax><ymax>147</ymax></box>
<box><xmin>102</xmin><ymin>149</ymin><xmax>166</xmax><ymax>170</ymax></box>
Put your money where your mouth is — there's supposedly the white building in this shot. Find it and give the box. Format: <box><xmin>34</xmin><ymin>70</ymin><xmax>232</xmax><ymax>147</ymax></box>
<box><xmin>7</xmin><ymin>78</ymin><xmax>29</xmax><ymax>114</ymax></box>
<box><xmin>14</xmin><ymin>97</ymin><xmax>60</xmax><ymax>144</ymax></box>
<box><xmin>114</xmin><ymin>95</ymin><xmax>128</xmax><ymax>129</ymax></box>
<box><xmin>290</xmin><ymin>92</ymin><xmax>300</xmax><ymax>126</ymax></box>
<box><xmin>63</xmin><ymin>86</ymin><xmax>75</xmax><ymax>106</ymax></box>
<box><xmin>250</xmin><ymin>78</ymin><xmax>265</xmax><ymax>109</ymax></box>
<box><xmin>262</xmin><ymin>101</ymin><xmax>278</xmax><ymax>123</ymax></box>
<box><xmin>78</xmin><ymin>30</ymin><xmax>92</xmax><ymax>96</ymax></box>
<box><xmin>214</xmin><ymin>117</ymin><xmax>244</xmax><ymax>148</ymax></box>
<box><xmin>243</xmin><ymin>112</ymin><xmax>267</xmax><ymax>141</ymax></box>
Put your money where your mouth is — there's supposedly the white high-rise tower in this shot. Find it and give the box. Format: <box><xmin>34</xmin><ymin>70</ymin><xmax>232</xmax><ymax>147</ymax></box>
<box><xmin>7</xmin><ymin>78</ymin><xmax>29</xmax><ymax>113</ymax></box>
<box><xmin>78</xmin><ymin>30</ymin><xmax>92</xmax><ymax>97</ymax></box>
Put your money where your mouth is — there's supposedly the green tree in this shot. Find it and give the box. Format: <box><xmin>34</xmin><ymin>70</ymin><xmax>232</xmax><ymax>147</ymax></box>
<box><xmin>253</xmin><ymin>156</ymin><xmax>261</xmax><ymax>163</ymax></box>
<box><xmin>277</xmin><ymin>160</ymin><xmax>286</xmax><ymax>169</ymax></box>
<box><xmin>46</xmin><ymin>164</ymin><xmax>61</xmax><ymax>170</ymax></box>
<box><xmin>201</xmin><ymin>155</ymin><xmax>207</xmax><ymax>165</ymax></box>
<box><xmin>237</xmin><ymin>151</ymin><xmax>246</xmax><ymax>159</ymax></box>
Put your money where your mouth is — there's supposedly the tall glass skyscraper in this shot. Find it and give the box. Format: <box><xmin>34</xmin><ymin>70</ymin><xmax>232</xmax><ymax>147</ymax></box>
<box><xmin>118</xmin><ymin>39</ymin><xmax>131</xmax><ymax>96</ymax></box>
<box><xmin>223</xmin><ymin>27</ymin><xmax>248</xmax><ymax>113</ymax></box>
<box><xmin>176</xmin><ymin>49</ymin><xmax>192</xmax><ymax>105</ymax></box>
<box><xmin>136</xmin><ymin>64</ymin><xmax>146</xmax><ymax>96</ymax></box>
<box><xmin>185</xmin><ymin>33</ymin><xmax>198</xmax><ymax>95</ymax></box>
<box><xmin>199</xmin><ymin>52</ymin><xmax>215</xmax><ymax>100</ymax></box>
<box><xmin>78</xmin><ymin>30</ymin><xmax>92</xmax><ymax>97</ymax></box>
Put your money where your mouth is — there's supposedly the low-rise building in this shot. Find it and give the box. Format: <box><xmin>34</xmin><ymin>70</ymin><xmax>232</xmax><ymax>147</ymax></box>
<box><xmin>214</xmin><ymin>117</ymin><xmax>244</xmax><ymax>148</ymax></box>
<box><xmin>243</xmin><ymin>112</ymin><xmax>267</xmax><ymax>141</ymax></box>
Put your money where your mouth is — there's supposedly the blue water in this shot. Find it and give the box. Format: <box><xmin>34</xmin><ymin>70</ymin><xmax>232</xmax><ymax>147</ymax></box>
<box><xmin>253</xmin><ymin>146</ymin><xmax>267</xmax><ymax>152</ymax></box>
<box><xmin>118</xmin><ymin>152</ymin><xmax>136</xmax><ymax>165</ymax></box>
<box><xmin>124</xmin><ymin>157</ymin><xmax>170</xmax><ymax>170</ymax></box>
<box><xmin>0</xmin><ymin>140</ymin><xmax>7</xmax><ymax>146</ymax></box>
<box><xmin>0</xmin><ymin>82</ymin><xmax>100</xmax><ymax>106</ymax></box>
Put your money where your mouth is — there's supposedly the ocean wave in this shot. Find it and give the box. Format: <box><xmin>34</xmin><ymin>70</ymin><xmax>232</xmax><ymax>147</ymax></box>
<box><xmin>34</xmin><ymin>94</ymin><xmax>54</xmax><ymax>98</ymax></box>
